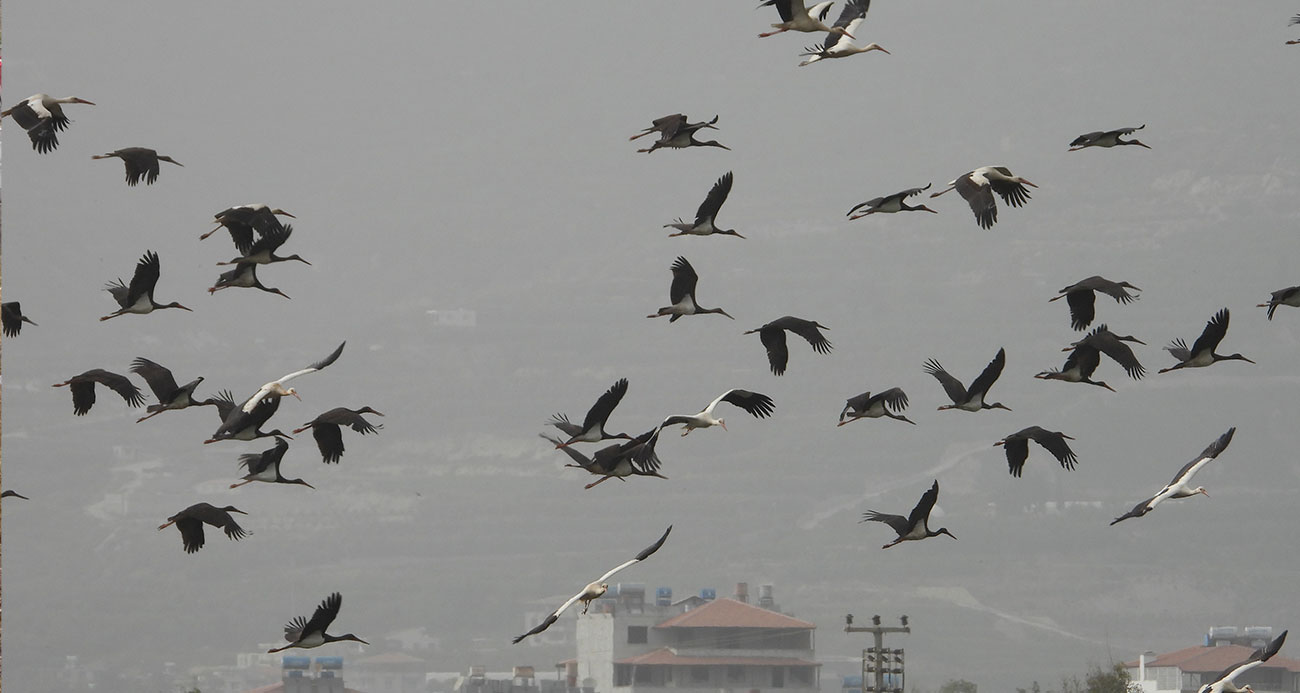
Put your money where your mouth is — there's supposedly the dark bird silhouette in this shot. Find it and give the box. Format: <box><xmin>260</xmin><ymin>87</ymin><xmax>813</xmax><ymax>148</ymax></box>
<box><xmin>759</xmin><ymin>0</ymin><xmax>855</xmax><ymax>38</ymax></box>
<box><xmin>543</xmin><ymin>432</ymin><xmax>669</xmax><ymax>490</ymax></box>
<box><xmin>1035</xmin><ymin>340</ymin><xmax>1115</xmax><ymax>391</ymax></box>
<box><xmin>1049</xmin><ymin>276</ymin><xmax>1141</xmax><ymax>331</ymax></box>
<box><xmin>1068</xmin><ymin>125</ymin><xmax>1151</xmax><ymax>151</ymax></box>
<box><xmin>92</xmin><ymin>147</ymin><xmax>182</xmax><ymax>186</ymax></box>
<box><xmin>2</xmin><ymin>302</ymin><xmax>38</xmax><ymax>337</ymax></box>
<box><xmin>157</xmin><ymin>503</ymin><xmax>249</xmax><ymax>554</ymax></box>
<box><xmin>847</xmin><ymin>184</ymin><xmax>936</xmax><ymax>219</ymax></box>
<box><xmin>2</xmin><ymin>490</ymin><xmax>31</xmax><ymax>500</ymax></box>
<box><xmin>1259</xmin><ymin>285</ymin><xmax>1300</xmax><ymax>320</ymax></box>
<box><xmin>995</xmin><ymin>426</ymin><xmax>1077</xmax><ymax>477</ymax></box>
<box><xmin>930</xmin><ymin>166</ymin><xmax>1036</xmax><ymax>229</ymax></box>
<box><xmin>1</xmin><ymin>93</ymin><xmax>94</xmax><ymax>153</ymax></box>
<box><xmin>924</xmin><ymin>348</ymin><xmax>1010</xmax><ymax>411</ymax></box>
<box><xmin>745</xmin><ymin>316</ymin><xmax>832</xmax><ymax>375</ymax></box>
<box><xmin>1060</xmin><ymin>325</ymin><xmax>1146</xmax><ymax>380</ymax></box>
<box><xmin>203</xmin><ymin>204</ymin><xmax>295</xmax><ymax>254</ymax></box>
<box><xmin>861</xmin><ymin>480</ymin><xmax>955</xmax><ymax>549</ymax></box>
<box><xmin>647</xmin><ymin>257</ymin><xmax>733</xmax><ymax>321</ymax></box>
<box><xmin>551</xmin><ymin>378</ymin><xmax>632</xmax><ymax>448</ymax></box>
<box><xmin>204</xmin><ymin>391</ymin><xmax>291</xmax><ymax>444</ymax></box>
<box><xmin>293</xmin><ymin>407</ymin><xmax>384</xmax><ymax>463</ymax></box>
<box><xmin>216</xmin><ymin>224</ymin><xmax>310</xmax><ymax>267</ymax></box>
<box><xmin>630</xmin><ymin>114</ymin><xmax>718</xmax><ymax>142</ymax></box>
<box><xmin>513</xmin><ymin>526</ymin><xmax>672</xmax><ymax>644</ymax></box>
<box><xmin>637</xmin><ymin>116</ymin><xmax>728</xmax><ymax>153</ymax></box>
<box><xmin>101</xmin><ymin>250</ymin><xmax>192</xmax><ymax>320</ymax></box>
<box><xmin>52</xmin><ymin>369</ymin><xmax>145</xmax><ymax>416</ymax></box>
<box><xmin>130</xmin><ymin>357</ymin><xmax>219</xmax><ymax>422</ymax></box>
<box><xmin>268</xmin><ymin>592</ymin><xmax>369</xmax><ymax>652</ymax></box>
<box><xmin>1111</xmin><ymin>427</ymin><xmax>1236</xmax><ymax>525</ymax></box>
<box><xmin>1159</xmin><ymin>308</ymin><xmax>1254</xmax><ymax>373</ymax></box>
<box><xmin>231</xmin><ymin>438</ymin><xmax>314</xmax><ymax>489</ymax></box>
<box><xmin>665</xmin><ymin>172</ymin><xmax>742</xmax><ymax>238</ymax></box>
<box><xmin>208</xmin><ymin>262</ymin><xmax>291</xmax><ymax>299</ymax></box>
<box><xmin>838</xmin><ymin>388</ymin><xmax>914</xmax><ymax>425</ymax></box>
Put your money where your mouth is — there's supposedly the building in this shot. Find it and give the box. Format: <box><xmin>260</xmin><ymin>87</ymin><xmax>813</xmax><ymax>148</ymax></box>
<box><xmin>1126</xmin><ymin>627</ymin><xmax>1300</xmax><ymax>693</ymax></box>
<box><xmin>576</xmin><ymin>583</ymin><xmax>820</xmax><ymax>693</ymax></box>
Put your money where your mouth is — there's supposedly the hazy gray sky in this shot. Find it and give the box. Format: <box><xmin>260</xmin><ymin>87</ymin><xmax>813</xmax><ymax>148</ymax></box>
<box><xmin>4</xmin><ymin>2</ymin><xmax>1300</xmax><ymax>692</ymax></box>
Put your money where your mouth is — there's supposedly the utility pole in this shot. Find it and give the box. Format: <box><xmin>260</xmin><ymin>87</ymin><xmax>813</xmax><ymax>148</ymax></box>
<box><xmin>844</xmin><ymin>614</ymin><xmax>909</xmax><ymax>693</ymax></box>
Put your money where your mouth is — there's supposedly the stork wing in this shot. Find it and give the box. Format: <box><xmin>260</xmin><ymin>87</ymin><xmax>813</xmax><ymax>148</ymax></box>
<box><xmin>668</xmin><ymin>257</ymin><xmax>698</xmax><ymax>306</ymax></box>
<box><xmin>788</xmin><ymin>319</ymin><xmax>832</xmax><ymax>354</ymax></box>
<box><xmin>90</xmin><ymin>369</ymin><xmax>147</xmax><ymax>408</ymax></box>
<box><xmin>874</xmin><ymin>387</ymin><xmax>909</xmax><ymax>413</ymax></box>
<box><xmin>1031</xmin><ymin>429</ymin><xmax>1077</xmax><ymax>471</ymax></box>
<box><xmin>130</xmin><ymin>357</ymin><xmax>180</xmax><ymax>400</ymax></box>
<box><xmin>1189</xmin><ymin>308</ymin><xmax>1230</xmax><ymax>357</ymax></box>
<box><xmin>126</xmin><ymin>250</ymin><xmax>163</xmax><ymax>305</ymax></box>
<box><xmin>955</xmin><ymin>174</ymin><xmax>998</xmax><ymax>229</ymax></box>
<box><xmin>290</xmin><ymin>592</ymin><xmax>343</xmax><ymax>642</ymax></box>
<box><xmin>1162</xmin><ymin>427</ymin><xmax>1235</xmax><ymax>488</ymax></box>
<box><xmin>694</xmin><ymin>172</ymin><xmax>734</xmax><ymax>226</ymax></box>
<box><xmin>966</xmin><ymin>348</ymin><xmax>1006</xmax><ymax>400</ymax></box>
<box><xmin>541</xmin><ymin>434</ymin><xmax>597</xmax><ymax>472</ymax></box>
<box><xmin>546</xmin><ymin>413</ymin><xmax>583</xmax><ymax>437</ymax></box>
<box><xmin>759</xmin><ymin>327</ymin><xmax>790</xmax><ymax>376</ymax></box>
<box><xmin>1065</xmin><ymin>290</ymin><xmax>1096</xmax><ymax>331</ymax></box>
<box><xmin>841</xmin><ymin>391</ymin><xmax>872</xmax><ymax>421</ymax></box>
<box><xmin>1003</xmin><ymin>436</ymin><xmax>1031</xmax><ymax>477</ymax></box>
<box><xmin>923</xmin><ymin>359</ymin><xmax>968</xmax><ymax>405</ymax></box>
<box><xmin>989</xmin><ymin>178</ymin><xmax>1032</xmax><ymax>208</ymax></box>
<box><xmin>860</xmin><ymin>510</ymin><xmax>909</xmax><ymax>535</ymax></box>
<box><xmin>906</xmin><ymin>480</ymin><xmax>940</xmax><ymax>529</ymax></box>
<box><xmin>1205</xmin><ymin>630</ymin><xmax>1287</xmax><ymax>688</ymax></box>
<box><xmin>1164</xmin><ymin>338</ymin><xmax>1192</xmax><ymax>364</ymax></box>
<box><xmin>580</xmin><ymin>378</ymin><xmax>629</xmax><ymax>432</ymax></box>
<box><xmin>714</xmin><ymin>389</ymin><xmax>776</xmax><ymax>418</ymax></box>
<box><xmin>247</xmin><ymin>341</ymin><xmax>347</xmax><ymax>410</ymax></box>
<box><xmin>820</xmin><ymin>0</ymin><xmax>868</xmax><ymax>50</ymax></box>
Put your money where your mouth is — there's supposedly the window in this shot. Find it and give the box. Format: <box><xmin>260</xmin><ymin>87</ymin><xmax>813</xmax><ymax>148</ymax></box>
<box><xmin>615</xmin><ymin>665</ymin><xmax>632</xmax><ymax>687</ymax></box>
<box><xmin>691</xmin><ymin>667</ymin><xmax>710</xmax><ymax>684</ymax></box>
<box><xmin>628</xmin><ymin>626</ymin><xmax>648</xmax><ymax>644</ymax></box>
<box><xmin>772</xmin><ymin>668</ymin><xmax>785</xmax><ymax>688</ymax></box>
<box><xmin>790</xmin><ymin>667</ymin><xmax>812</xmax><ymax>685</ymax></box>
<box><xmin>635</xmin><ymin>667</ymin><xmax>655</xmax><ymax>684</ymax></box>
<box><xmin>727</xmin><ymin>666</ymin><xmax>746</xmax><ymax>683</ymax></box>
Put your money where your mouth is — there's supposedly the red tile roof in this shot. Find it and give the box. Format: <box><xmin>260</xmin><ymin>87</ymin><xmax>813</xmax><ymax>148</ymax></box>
<box><xmin>242</xmin><ymin>685</ymin><xmax>367</xmax><ymax>693</ymax></box>
<box><xmin>617</xmin><ymin>648</ymin><xmax>820</xmax><ymax>667</ymax></box>
<box><xmin>654</xmin><ymin>599</ymin><xmax>815</xmax><ymax>630</ymax></box>
<box><xmin>1125</xmin><ymin>645</ymin><xmax>1300</xmax><ymax>674</ymax></box>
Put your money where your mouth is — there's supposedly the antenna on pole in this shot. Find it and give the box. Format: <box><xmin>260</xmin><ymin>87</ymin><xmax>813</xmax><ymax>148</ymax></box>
<box><xmin>845</xmin><ymin>614</ymin><xmax>909</xmax><ymax>693</ymax></box>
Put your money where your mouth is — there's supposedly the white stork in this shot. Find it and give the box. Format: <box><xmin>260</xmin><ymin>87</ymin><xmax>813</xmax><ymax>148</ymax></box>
<box><xmin>1111</xmin><ymin>427</ymin><xmax>1236</xmax><ymax>525</ymax></box>
<box><xmin>1</xmin><ymin>93</ymin><xmax>94</xmax><ymax>153</ymax></box>
<box><xmin>798</xmin><ymin>0</ymin><xmax>888</xmax><ymax>66</ymax></box>
<box><xmin>759</xmin><ymin>0</ymin><xmax>855</xmax><ymax>39</ymax></box>
<box><xmin>931</xmin><ymin>166</ymin><xmax>1036</xmax><ymax>229</ymax></box>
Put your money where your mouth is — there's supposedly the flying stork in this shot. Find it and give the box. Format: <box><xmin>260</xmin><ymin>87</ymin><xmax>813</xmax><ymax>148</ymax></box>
<box><xmin>231</xmin><ymin>438</ymin><xmax>314</xmax><ymax>489</ymax></box>
<box><xmin>1111</xmin><ymin>427</ymin><xmax>1236</xmax><ymax>525</ymax></box>
<box><xmin>157</xmin><ymin>503</ymin><xmax>249</xmax><ymax>554</ymax></box>
<box><xmin>208</xmin><ymin>262</ymin><xmax>291</xmax><ymax>299</ymax></box>
<box><xmin>665</xmin><ymin>172</ymin><xmax>743</xmax><ymax>238</ymax></box>
<box><xmin>647</xmin><ymin>257</ymin><xmax>734</xmax><ymax>321</ymax></box>
<box><xmin>630</xmin><ymin>114</ymin><xmax>719</xmax><ymax>142</ymax></box>
<box><xmin>847</xmin><ymin>184</ymin><xmax>936</xmax><ymax>219</ymax></box>
<box><xmin>513</xmin><ymin>526</ymin><xmax>672</xmax><ymax>643</ymax></box>
<box><xmin>1061</xmin><ymin>325</ymin><xmax>1146</xmax><ymax>380</ymax></box>
<box><xmin>861</xmin><ymin>480</ymin><xmax>955</xmax><ymax>549</ymax></box>
<box><xmin>797</xmin><ymin>0</ymin><xmax>888</xmax><ymax>66</ymax></box>
<box><xmin>52</xmin><ymin>369</ymin><xmax>145</xmax><ymax>416</ymax></box>
<box><xmin>1049</xmin><ymin>276</ymin><xmax>1141</xmax><ymax>331</ymax></box>
<box><xmin>995</xmin><ymin>427</ymin><xmax>1077</xmax><ymax>478</ymax></box>
<box><xmin>293</xmin><ymin>407</ymin><xmax>384</xmax><ymax>464</ymax></box>
<box><xmin>205</xmin><ymin>342</ymin><xmax>346</xmax><ymax>443</ymax></box>
<box><xmin>130</xmin><ymin>357</ymin><xmax>219</xmax><ymax>422</ymax></box>
<box><xmin>1</xmin><ymin>93</ymin><xmax>94</xmax><ymax>153</ymax></box>
<box><xmin>2</xmin><ymin>302</ymin><xmax>37</xmax><ymax>337</ymax></box>
<box><xmin>1259</xmin><ymin>285</ymin><xmax>1300</xmax><ymax>320</ymax></box>
<box><xmin>203</xmin><ymin>204</ymin><xmax>296</xmax><ymax>254</ymax></box>
<box><xmin>759</xmin><ymin>0</ymin><xmax>855</xmax><ymax>39</ymax></box>
<box><xmin>1197</xmin><ymin>630</ymin><xmax>1288</xmax><ymax>693</ymax></box>
<box><xmin>92</xmin><ymin>147</ymin><xmax>183</xmax><ymax>186</ymax></box>
<box><xmin>268</xmin><ymin>592</ymin><xmax>369</xmax><ymax>652</ymax></box>
<box><xmin>216</xmin><ymin>224</ymin><xmax>310</xmax><ymax>266</ymax></box>
<box><xmin>924</xmin><ymin>348</ymin><xmax>1010</xmax><ymax>412</ymax></box>
<box><xmin>542</xmin><ymin>432</ymin><xmax>669</xmax><ymax>490</ymax></box>
<box><xmin>838</xmin><ymin>388</ymin><xmax>914</xmax><ymax>426</ymax></box>
<box><xmin>551</xmin><ymin>378</ymin><xmax>632</xmax><ymax>448</ymax></box>
<box><xmin>1158</xmin><ymin>308</ymin><xmax>1254</xmax><ymax>374</ymax></box>
<box><xmin>101</xmin><ymin>250</ymin><xmax>192</xmax><ymax>320</ymax></box>
<box><xmin>931</xmin><ymin>166</ymin><xmax>1036</xmax><ymax>229</ymax></box>
<box><xmin>1068</xmin><ymin>125</ymin><xmax>1151</xmax><ymax>151</ymax></box>
<box><xmin>745</xmin><ymin>316</ymin><xmax>832</xmax><ymax>376</ymax></box>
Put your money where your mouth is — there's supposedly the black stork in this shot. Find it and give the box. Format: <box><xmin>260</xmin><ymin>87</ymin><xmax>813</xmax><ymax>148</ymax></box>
<box><xmin>745</xmin><ymin>316</ymin><xmax>832</xmax><ymax>376</ymax></box>
<box><xmin>930</xmin><ymin>166</ymin><xmax>1036</xmax><ymax>229</ymax></box>
<box><xmin>1291</xmin><ymin>13</ymin><xmax>1300</xmax><ymax>44</ymax></box>
<box><xmin>1158</xmin><ymin>308</ymin><xmax>1254</xmax><ymax>374</ymax></box>
<box><xmin>1035</xmin><ymin>341</ymin><xmax>1115</xmax><ymax>391</ymax></box>
<box><xmin>157</xmin><ymin>502</ymin><xmax>249</xmax><ymax>554</ymax></box>
<box><xmin>1259</xmin><ymin>285</ymin><xmax>1300</xmax><ymax>320</ymax></box>
<box><xmin>231</xmin><ymin>438</ymin><xmax>314</xmax><ymax>489</ymax></box>
<box><xmin>2</xmin><ymin>490</ymin><xmax>31</xmax><ymax>500</ymax></box>
<box><xmin>543</xmin><ymin>432</ymin><xmax>669</xmax><ymax>490</ymax></box>
<box><xmin>637</xmin><ymin>117</ymin><xmax>729</xmax><ymax>154</ymax></box>
<box><xmin>847</xmin><ymin>184</ymin><xmax>936</xmax><ymax>219</ymax></box>
<box><xmin>995</xmin><ymin>427</ymin><xmax>1077</xmax><ymax>478</ymax></box>
<box><xmin>1111</xmin><ymin>427</ymin><xmax>1236</xmax><ymax>525</ymax></box>
<box><xmin>130</xmin><ymin>357</ymin><xmax>219</xmax><ymax>422</ymax></box>
<box><xmin>1197</xmin><ymin>630</ymin><xmax>1288</xmax><ymax>693</ymax></box>
<box><xmin>205</xmin><ymin>342</ymin><xmax>346</xmax><ymax>443</ymax></box>
<box><xmin>293</xmin><ymin>407</ymin><xmax>384</xmax><ymax>464</ymax></box>
<box><xmin>551</xmin><ymin>378</ymin><xmax>632</xmax><ymax>448</ymax></box>
<box><xmin>1049</xmin><ymin>276</ymin><xmax>1141</xmax><ymax>331</ymax></box>
<box><xmin>664</xmin><ymin>172</ymin><xmax>743</xmax><ymax>238</ymax></box>
<box><xmin>101</xmin><ymin>251</ymin><xmax>192</xmax><ymax>320</ymax></box>
<box><xmin>216</xmin><ymin>224</ymin><xmax>311</xmax><ymax>267</ymax></box>
<box><xmin>1068</xmin><ymin>125</ymin><xmax>1151</xmax><ymax>151</ymax></box>
<box><xmin>208</xmin><ymin>262</ymin><xmax>291</xmax><ymax>299</ymax></box>
<box><xmin>647</xmin><ymin>257</ymin><xmax>734</xmax><ymax>322</ymax></box>
<box><xmin>924</xmin><ymin>348</ymin><xmax>1010</xmax><ymax>412</ymax></box>
<box><xmin>2</xmin><ymin>302</ymin><xmax>37</xmax><ymax>337</ymax></box>
<box><xmin>630</xmin><ymin>114</ymin><xmax>719</xmax><ymax>142</ymax></box>
<box><xmin>268</xmin><ymin>592</ymin><xmax>369</xmax><ymax>652</ymax></box>
<box><xmin>52</xmin><ymin>369</ymin><xmax>145</xmax><ymax>416</ymax></box>
<box><xmin>92</xmin><ymin>147</ymin><xmax>182</xmax><ymax>186</ymax></box>
<box><xmin>513</xmin><ymin>526</ymin><xmax>672</xmax><ymax>644</ymax></box>
<box><xmin>838</xmin><ymin>388</ymin><xmax>915</xmax><ymax>426</ymax></box>
<box><xmin>1</xmin><ymin>93</ymin><xmax>94</xmax><ymax>153</ymax></box>
<box><xmin>797</xmin><ymin>0</ymin><xmax>888</xmax><ymax>66</ymax></box>
<box><xmin>204</xmin><ymin>391</ymin><xmax>291</xmax><ymax>444</ymax></box>
<box><xmin>203</xmin><ymin>203</ymin><xmax>296</xmax><ymax>254</ymax></box>
<box><xmin>1061</xmin><ymin>325</ymin><xmax>1146</xmax><ymax>380</ymax></box>
<box><xmin>759</xmin><ymin>0</ymin><xmax>854</xmax><ymax>38</ymax></box>
<box><xmin>861</xmin><ymin>480</ymin><xmax>955</xmax><ymax>549</ymax></box>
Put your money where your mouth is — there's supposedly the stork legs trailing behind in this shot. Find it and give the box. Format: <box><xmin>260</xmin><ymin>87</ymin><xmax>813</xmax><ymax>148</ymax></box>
<box><xmin>1159</xmin><ymin>308</ymin><xmax>1254</xmax><ymax>374</ymax></box>
<box><xmin>1</xmin><ymin>93</ymin><xmax>94</xmax><ymax>153</ymax></box>
<box><xmin>647</xmin><ymin>257</ymin><xmax>733</xmax><ymax>321</ymax></box>
<box><xmin>101</xmin><ymin>250</ymin><xmax>192</xmax><ymax>320</ymax></box>
<box><xmin>995</xmin><ymin>427</ymin><xmax>1077</xmax><ymax>478</ymax></box>
<box><xmin>745</xmin><ymin>316</ymin><xmax>831</xmax><ymax>376</ymax></box>
<box><xmin>92</xmin><ymin>147</ymin><xmax>182</xmax><ymax>186</ymax></box>
<box><xmin>861</xmin><ymin>480</ymin><xmax>955</xmax><ymax>549</ymax></box>
<box><xmin>847</xmin><ymin>184</ymin><xmax>936</xmax><ymax>219</ymax></box>
<box><xmin>931</xmin><ymin>167</ymin><xmax>1036</xmax><ymax>229</ymax></box>
<box><xmin>838</xmin><ymin>388</ymin><xmax>913</xmax><ymax>425</ymax></box>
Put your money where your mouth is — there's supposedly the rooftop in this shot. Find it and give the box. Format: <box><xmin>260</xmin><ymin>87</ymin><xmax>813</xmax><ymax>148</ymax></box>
<box><xmin>653</xmin><ymin>598</ymin><xmax>815</xmax><ymax>630</ymax></box>
<box><xmin>617</xmin><ymin>648</ymin><xmax>820</xmax><ymax>667</ymax></box>
<box><xmin>1127</xmin><ymin>645</ymin><xmax>1300</xmax><ymax>674</ymax></box>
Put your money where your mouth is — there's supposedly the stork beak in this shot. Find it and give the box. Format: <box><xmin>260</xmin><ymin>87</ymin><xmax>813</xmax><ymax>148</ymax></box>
<box><xmin>291</xmin><ymin>391</ymin><xmax>302</xmax><ymax>401</ymax></box>
<box><xmin>720</xmin><ymin>420</ymin><xmax>728</xmax><ymax>431</ymax></box>
<box><xmin>1200</xmin><ymin>489</ymin><xmax>1210</xmax><ymax>497</ymax></box>
<box><xmin>75</xmin><ymin>98</ymin><xmax>96</xmax><ymax>105</ymax></box>
<box><xmin>1020</xmin><ymin>178</ymin><xmax>1038</xmax><ymax>187</ymax></box>
<box><xmin>993</xmin><ymin>441</ymin><xmax>1005</xmax><ymax>446</ymax></box>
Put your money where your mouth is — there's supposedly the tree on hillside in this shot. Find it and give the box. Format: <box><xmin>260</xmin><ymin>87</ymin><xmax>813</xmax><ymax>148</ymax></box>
<box><xmin>939</xmin><ymin>679</ymin><xmax>978</xmax><ymax>693</ymax></box>
<box><xmin>1060</xmin><ymin>663</ymin><xmax>1134</xmax><ymax>693</ymax></box>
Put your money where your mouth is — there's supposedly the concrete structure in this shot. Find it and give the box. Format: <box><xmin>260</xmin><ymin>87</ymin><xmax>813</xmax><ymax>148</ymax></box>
<box><xmin>1126</xmin><ymin>627</ymin><xmax>1300</xmax><ymax>693</ymax></box>
<box><xmin>576</xmin><ymin>583</ymin><xmax>819</xmax><ymax>693</ymax></box>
